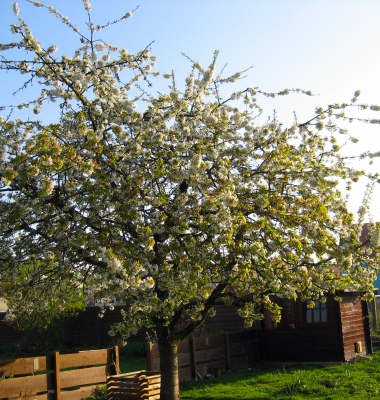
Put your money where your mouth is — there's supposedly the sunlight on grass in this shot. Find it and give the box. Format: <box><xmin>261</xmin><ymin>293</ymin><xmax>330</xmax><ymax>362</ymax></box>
<box><xmin>180</xmin><ymin>353</ymin><xmax>380</xmax><ymax>399</ymax></box>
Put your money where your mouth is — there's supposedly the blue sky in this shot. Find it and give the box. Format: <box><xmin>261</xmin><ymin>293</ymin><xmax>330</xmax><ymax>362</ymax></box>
<box><xmin>1</xmin><ymin>0</ymin><xmax>380</xmax><ymax>220</ymax></box>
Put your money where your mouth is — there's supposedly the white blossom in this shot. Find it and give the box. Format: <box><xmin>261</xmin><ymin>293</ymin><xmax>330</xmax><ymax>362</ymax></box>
<box><xmin>12</xmin><ymin>2</ymin><xmax>19</xmax><ymax>16</ymax></box>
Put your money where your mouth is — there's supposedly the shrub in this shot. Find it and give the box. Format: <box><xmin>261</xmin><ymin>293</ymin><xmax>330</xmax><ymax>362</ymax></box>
<box><xmin>119</xmin><ymin>341</ymin><xmax>147</xmax><ymax>358</ymax></box>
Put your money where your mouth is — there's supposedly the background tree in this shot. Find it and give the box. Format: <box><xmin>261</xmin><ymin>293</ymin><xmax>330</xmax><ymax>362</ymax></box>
<box><xmin>1</xmin><ymin>2</ymin><xmax>380</xmax><ymax>399</ymax></box>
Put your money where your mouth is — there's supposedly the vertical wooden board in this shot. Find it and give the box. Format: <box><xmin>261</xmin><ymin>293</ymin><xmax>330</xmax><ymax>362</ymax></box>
<box><xmin>149</xmin><ymin>343</ymin><xmax>160</xmax><ymax>358</ymax></box>
<box><xmin>151</xmin><ymin>356</ymin><xmax>160</xmax><ymax>371</ymax></box>
<box><xmin>113</xmin><ymin>346</ymin><xmax>120</xmax><ymax>375</ymax></box>
<box><xmin>147</xmin><ymin>342</ymin><xmax>153</xmax><ymax>371</ymax></box>
<box><xmin>54</xmin><ymin>352</ymin><xmax>61</xmax><ymax>400</ymax></box>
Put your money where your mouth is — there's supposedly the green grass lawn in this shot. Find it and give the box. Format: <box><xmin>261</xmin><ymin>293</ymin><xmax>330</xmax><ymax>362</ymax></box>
<box><xmin>3</xmin><ymin>349</ymin><xmax>380</xmax><ymax>399</ymax></box>
<box><xmin>180</xmin><ymin>353</ymin><xmax>380</xmax><ymax>400</ymax></box>
<box><xmin>120</xmin><ymin>357</ymin><xmax>147</xmax><ymax>373</ymax></box>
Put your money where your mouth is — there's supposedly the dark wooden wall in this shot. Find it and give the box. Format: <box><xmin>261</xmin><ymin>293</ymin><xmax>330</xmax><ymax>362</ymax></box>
<box><xmin>1</xmin><ymin>294</ymin><xmax>370</xmax><ymax>363</ymax></box>
<box><xmin>340</xmin><ymin>293</ymin><xmax>371</xmax><ymax>360</ymax></box>
<box><xmin>0</xmin><ymin>304</ymin><xmax>254</xmax><ymax>349</ymax></box>
<box><xmin>263</xmin><ymin>292</ymin><xmax>371</xmax><ymax>362</ymax></box>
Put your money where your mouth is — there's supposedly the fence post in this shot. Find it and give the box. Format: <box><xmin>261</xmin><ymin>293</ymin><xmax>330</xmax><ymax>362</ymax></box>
<box><xmin>54</xmin><ymin>351</ymin><xmax>61</xmax><ymax>400</ymax></box>
<box><xmin>147</xmin><ymin>342</ymin><xmax>153</xmax><ymax>371</ymax></box>
<box><xmin>372</xmin><ymin>298</ymin><xmax>378</xmax><ymax>330</ymax></box>
<box><xmin>189</xmin><ymin>337</ymin><xmax>196</xmax><ymax>379</ymax></box>
<box><xmin>224</xmin><ymin>333</ymin><xmax>231</xmax><ymax>372</ymax></box>
<box><xmin>113</xmin><ymin>345</ymin><xmax>120</xmax><ymax>375</ymax></box>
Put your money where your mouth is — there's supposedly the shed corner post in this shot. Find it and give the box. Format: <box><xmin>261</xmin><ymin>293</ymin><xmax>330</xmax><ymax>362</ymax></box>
<box><xmin>362</xmin><ymin>299</ymin><xmax>373</xmax><ymax>355</ymax></box>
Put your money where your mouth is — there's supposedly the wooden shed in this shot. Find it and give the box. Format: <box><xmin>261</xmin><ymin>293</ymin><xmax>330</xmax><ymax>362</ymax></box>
<box><xmin>262</xmin><ymin>291</ymin><xmax>371</xmax><ymax>362</ymax></box>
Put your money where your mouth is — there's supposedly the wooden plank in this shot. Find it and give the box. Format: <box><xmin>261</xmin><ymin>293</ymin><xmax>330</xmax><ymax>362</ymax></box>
<box><xmin>0</xmin><ymin>356</ymin><xmax>53</xmax><ymax>376</ymax></box>
<box><xmin>61</xmin><ymin>365</ymin><xmax>107</xmax><ymax>388</ymax></box>
<box><xmin>61</xmin><ymin>384</ymin><xmax>101</xmax><ymax>400</ymax></box>
<box><xmin>107</xmin><ymin>371</ymin><xmax>145</xmax><ymax>379</ymax></box>
<box><xmin>229</xmin><ymin>343</ymin><xmax>244</xmax><ymax>357</ymax></box>
<box><xmin>60</xmin><ymin>349</ymin><xmax>108</xmax><ymax>368</ymax></box>
<box><xmin>178</xmin><ymin>351</ymin><xmax>191</xmax><ymax>367</ymax></box>
<box><xmin>0</xmin><ymin>373</ymin><xmax>53</xmax><ymax>398</ymax></box>
<box><xmin>342</xmin><ymin>326</ymin><xmax>365</xmax><ymax>335</ymax></box>
<box><xmin>229</xmin><ymin>330</ymin><xmax>255</xmax><ymax>342</ymax></box>
<box><xmin>178</xmin><ymin>366</ymin><xmax>193</xmax><ymax>382</ymax></box>
<box><xmin>195</xmin><ymin>347</ymin><xmax>225</xmax><ymax>363</ymax></box>
<box><xmin>178</xmin><ymin>337</ymin><xmax>191</xmax><ymax>353</ymax></box>
<box><xmin>150</xmin><ymin>357</ymin><xmax>160</xmax><ymax>371</ymax></box>
<box><xmin>147</xmin><ymin>342</ymin><xmax>153</xmax><ymax>371</ymax></box>
<box><xmin>7</xmin><ymin>393</ymin><xmax>53</xmax><ymax>400</ymax></box>
<box><xmin>193</xmin><ymin>334</ymin><xmax>224</xmax><ymax>350</ymax></box>
<box><xmin>149</xmin><ymin>343</ymin><xmax>160</xmax><ymax>359</ymax></box>
<box><xmin>343</xmin><ymin>328</ymin><xmax>366</xmax><ymax>338</ymax></box>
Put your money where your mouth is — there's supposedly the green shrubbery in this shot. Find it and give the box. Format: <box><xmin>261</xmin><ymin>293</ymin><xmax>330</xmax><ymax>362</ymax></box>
<box><xmin>82</xmin><ymin>386</ymin><xmax>106</xmax><ymax>400</ymax></box>
<box><xmin>119</xmin><ymin>341</ymin><xmax>147</xmax><ymax>358</ymax></box>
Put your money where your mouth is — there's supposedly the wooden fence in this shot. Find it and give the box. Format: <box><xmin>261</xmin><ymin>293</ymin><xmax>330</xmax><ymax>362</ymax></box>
<box><xmin>0</xmin><ymin>346</ymin><xmax>120</xmax><ymax>400</ymax></box>
<box><xmin>147</xmin><ymin>330</ymin><xmax>260</xmax><ymax>382</ymax></box>
<box><xmin>1</xmin><ymin>304</ymin><xmax>255</xmax><ymax>349</ymax></box>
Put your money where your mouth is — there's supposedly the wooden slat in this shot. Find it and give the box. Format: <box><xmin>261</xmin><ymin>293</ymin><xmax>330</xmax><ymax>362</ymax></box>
<box><xmin>229</xmin><ymin>343</ymin><xmax>244</xmax><ymax>357</ymax></box>
<box><xmin>178</xmin><ymin>351</ymin><xmax>191</xmax><ymax>367</ymax></box>
<box><xmin>61</xmin><ymin>384</ymin><xmax>102</xmax><ymax>400</ymax></box>
<box><xmin>60</xmin><ymin>349</ymin><xmax>108</xmax><ymax>368</ymax></box>
<box><xmin>178</xmin><ymin>337</ymin><xmax>191</xmax><ymax>353</ymax></box>
<box><xmin>193</xmin><ymin>334</ymin><xmax>224</xmax><ymax>350</ymax></box>
<box><xmin>195</xmin><ymin>347</ymin><xmax>225</xmax><ymax>363</ymax></box>
<box><xmin>61</xmin><ymin>365</ymin><xmax>107</xmax><ymax>388</ymax></box>
<box><xmin>107</xmin><ymin>372</ymin><xmax>161</xmax><ymax>399</ymax></box>
<box><xmin>0</xmin><ymin>356</ymin><xmax>53</xmax><ymax>376</ymax></box>
<box><xmin>8</xmin><ymin>393</ymin><xmax>53</xmax><ymax>400</ymax></box>
<box><xmin>178</xmin><ymin>365</ymin><xmax>192</xmax><ymax>382</ymax></box>
<box><xmin>0</xmin><ymin>373</ymin><xmax>53</xmax><ymax>398</ymax></box>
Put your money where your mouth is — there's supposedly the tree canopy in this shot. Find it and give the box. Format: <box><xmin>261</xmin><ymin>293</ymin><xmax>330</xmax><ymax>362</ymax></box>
<box><xmin>1</xmin><ymin>2</ymin><xmax>380</xmax><ymax>399</ymax></box>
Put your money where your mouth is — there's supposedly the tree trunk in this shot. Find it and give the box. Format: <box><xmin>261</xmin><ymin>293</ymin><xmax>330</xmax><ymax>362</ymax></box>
<box><xmin>158</xmin><ymin>336</ymin><xmax>180</xmax><ymax>400</ymax></box>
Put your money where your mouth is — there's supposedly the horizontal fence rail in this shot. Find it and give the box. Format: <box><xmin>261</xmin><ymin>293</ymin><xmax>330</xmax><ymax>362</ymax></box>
<box><xmin>0</xmin><ymin>346</ymin><xmax>119</xmax><ymax>400</ymax></box>
<box><xmin>147</xmin><ymin>330</ymin><xmax>260</xmax><ymax>382</ymax></box>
